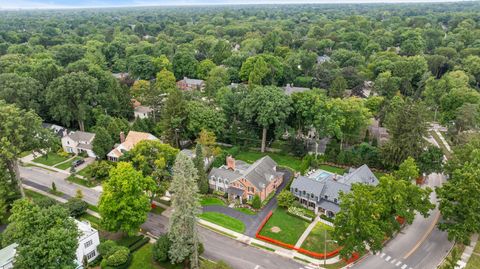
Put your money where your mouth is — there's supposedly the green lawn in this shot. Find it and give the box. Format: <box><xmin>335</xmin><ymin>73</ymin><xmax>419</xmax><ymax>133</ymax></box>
<box><xmin>235</xmin><ymin>150</ymin><xmax>303</xmax><ymax>172</ymax></box>
<box><xmin>259</xmin><ymin>208</ymin><xmax>309</xmax><ymax>245</ymax></box>
<box><xmin>200</xmin><ymin>196</ymin><xmax>226</xmax><ymax>206</ymax></box>
<box><xmin>55</xmin><ymin>156</ymin><xmax>82</xmax><ymax>170</ymax></box>
<box><xmin>129</xmin><ymin>244</ymin><xmax>168</xmax><ymax>269</ymax></box>
<box><xmin>301</xmin><ymin>223</ymin><xmax>339</xmax><ymax>253</ymax></box>
<box><xmin>474</xmin><ymin>240</ymin><xmax>480</xmax><ymax>253</ymax></box>
<box><xmin>466</xmin><ymin>255</ymin><xmax>480</xmax><ymax>269</ymax></box>
<box><xmin>234</xmin><ymin>207</ymin><xmax>256</xmax><ymax>215</ymax></box>
<box><xmin>25</xmin><ymin>189</ymin><xmax>58</xmax><ymax>205</ymax></box>
<box><xmin>199</xmin><ymin>212</ymin><xmax>245</xmax><ymax>233</ymax></box>
<box><xmin>318</xmin><ymin>165</ymin><xmax>346</xmax><ymax>175</ymax></box>
<box><xmin>32</xmin><ymin>152</ymin><xmax>71</xmax><ymax>166</ymax></box>
<box><xmin>66</xmin><ymin>175</ymin><xmax>98</xmax><ymax>187</ymax></box>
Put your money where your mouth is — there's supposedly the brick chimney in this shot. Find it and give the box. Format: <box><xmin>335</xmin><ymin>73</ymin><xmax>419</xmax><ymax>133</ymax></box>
<box><xmin>120</xmin><ymin>131</ymin><xmax>126</xmax><ymax>143</ymax></box>
<box><xmin>226</xmin><ymin>155</ymin><xmax>235</xmax><ymax>171</ymax></box>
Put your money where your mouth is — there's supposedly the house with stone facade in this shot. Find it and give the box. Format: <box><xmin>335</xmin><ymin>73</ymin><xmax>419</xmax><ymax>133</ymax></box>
<box><xmin>290</xmin><ymin>164</ymin><xmax>378</xmax><ymax>217</ymax></box>
<box><xmin>208</xmin><ymin>156</ymin><xmax>284</xmax><ymax>202</ymax></box>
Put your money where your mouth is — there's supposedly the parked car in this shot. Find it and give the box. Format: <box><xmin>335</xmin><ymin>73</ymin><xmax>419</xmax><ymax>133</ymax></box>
<box><xmin>72</xmin><ymin>159</ymin><xmax>85</xmax><ymax>167</ymax></box>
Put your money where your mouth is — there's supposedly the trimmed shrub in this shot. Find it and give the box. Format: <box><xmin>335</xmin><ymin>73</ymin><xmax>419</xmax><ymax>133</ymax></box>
<box><xmin>106</xmin><ymin>247</ymin><xmax>130</xmax><ymax>267</ymax></box>
<box><xmin>153</xmin><ymin>234</ymin><xmax>171</xmax><ymax>262</ymax></box>
<box><xmin>64</xmin><ymin>198</ymin><xmax>88</xmax><ymax>217</ymax></box>
<box><xmin>251</xmin><ymin>194</ymin><xmax>261</xmax><ymax>209</ymax></box>
<box><xmin>277</xmin><ymin>190</ymin><xmax>295</xmax><ymax>209</ymax></box>
<box><xmin>98</xmin><ymin>240</ymin><xmax>118</xmax><ymax>257</ymax></box>
<box><xmin>129</xmin><ymin>237</ymin><xmax>150</xmax><ymax>252</ymax></box>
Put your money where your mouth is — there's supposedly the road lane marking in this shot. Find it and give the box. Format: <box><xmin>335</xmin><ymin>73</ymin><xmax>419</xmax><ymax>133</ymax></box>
<box><xmin>385</xmin><ymin>256</ymin><xmax>391</xmax><ymax>261</ymax></box>
<box><xmin>396</xmin><ymin>261</ymin><xmax>402</xmax><ymax>266</ymax></box>
<box><xmin>380</xmin><ymin>253</ymin><xmax>386</xmax><ymax>258</ymax></box>
<box><xmin>401</xmin><ymin>265</ymin><xmax>407</xmax><ymax>269</ymax></box>
<box><xmin>254</xmin><ymin>265</ymin><xmax>260</xmax><ymax>269</ymax></box>
<box><xmin>390</xmin><ymin>258</ymin><xmax>396</xmax><ymax>264</ymax></box>
<box><xmin>403</xmin><ymin>211</ymin><xmax>441</xmax><ymax>259</ymax></box>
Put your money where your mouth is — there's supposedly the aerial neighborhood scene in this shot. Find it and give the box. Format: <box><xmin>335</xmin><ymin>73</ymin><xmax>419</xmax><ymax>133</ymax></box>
<box><xmin>1</xmin><ymin>0</ymin><xmax>480</xmax><ymax>269</ymax></box>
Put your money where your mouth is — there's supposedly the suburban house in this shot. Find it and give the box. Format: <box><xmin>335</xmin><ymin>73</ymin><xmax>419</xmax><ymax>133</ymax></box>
<box><xmin>282</xmin><ymin>84</ymin><xmax>310</xmax><ymax>96</ymax></box>
<box><xmin>107</xmin><ymin>131</ymin><xmax>158</xmax><ymax>162</ymax></box>
<box><xmin>176</xmin><ymin>77</ymin><xmax>205</xmax><ymax>91</ymax></box>
<box><xmin>75</xmin><ymin>219</ymin><xmax>100</xmax><ymax>264</ymax></box>
<box><xmin>61</xmin><ymin>131</ymin><xmax>96</xmax><ymax>158</ymax></box>
<box><xmin>180</xmin><ymin>149</ymin><xmax>213</xmax><ymax>169</ymax></box>
<box><xmin>42</xmin><ymin>123</ymin><xmax>68</xmax><ymax>138</ymax></box>
<box><xmin>0</xmin><ymin>219</ymin><xmax>99</xmax><ymax>269</ymax></box>
<box><xmin>134</xmin><ymin>105</ymin><xmax>153</xmax><ymax>119</ymax></box>
<box><xmin>290</xmin><ymin>164</ymin><xmax>378</xmax><ymax>217</ymax></box>
<box><xmin>208</xmin><ymin>156</ymin><xmax>284</xmax><ymax>202</ymax></box>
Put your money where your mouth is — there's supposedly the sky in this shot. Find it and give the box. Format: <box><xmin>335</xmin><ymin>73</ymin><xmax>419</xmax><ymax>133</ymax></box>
<box><xmin>0</xmin><ymin>0</ymin><xmax>471</xmax><ymax>10</ymax></box>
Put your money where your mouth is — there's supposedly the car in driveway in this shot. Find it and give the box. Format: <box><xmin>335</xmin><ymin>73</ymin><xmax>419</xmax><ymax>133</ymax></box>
<box><xmin>72</xmin><ymin>159</ymin><xmax>85</xmax><ymax>167</ymax></box>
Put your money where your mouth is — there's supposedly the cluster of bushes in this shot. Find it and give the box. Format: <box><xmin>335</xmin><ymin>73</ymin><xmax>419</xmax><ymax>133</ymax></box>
<box><xmin>211</xmin><ymin>146</ymin><xmax>240</xmax><ymax>168</ymax></box>
<box><xmin>153</xmin><ymin>234</ymin><xmax>204</xmax><ymax>266</ymax></box>
<box><xmin>83</xmin><ymin>161</ymin><xmax>115</xmax><ymax>181</ymax></box>
<box><xmin>98</xmin><ymin>241</ymin><xmax>132</xmax><ymax>269</ymax></box>
<box><xmin>320</xmin><ymin>214</ymin><xmax>334</xmax><ymax>224</ymax></box>
<box><xmin>325</xmin><ymin>141</ymin><xmax>383</xmax><ymax>170</ymax></box>
<box><xmin>118</xmin><ymin>235</ymin><xmax>150</xmax><ymax>252</ymax></box>
<box><xmin>64</xmin><ymin>198</ymin><xmax>88</xmax><ymax>217</ymax></box>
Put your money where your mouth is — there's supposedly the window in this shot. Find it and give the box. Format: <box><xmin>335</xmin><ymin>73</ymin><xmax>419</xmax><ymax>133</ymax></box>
<box><xmin>310</xmin><ymin>193</ymin><xmax>314</xmax><ymax>198</ymax></box>
<box><xmin>84</xmin><ymin>240</ymin><xmax>93</xmax><ymax>248</ymax></box>
<box><xmin>294</xmin><ymin>188</ymin><xmax>298</xmax><ymax>192</ymax></box>
<box><xmin>86</xmin><ymin>250</ymin><xmax>96</xmax><ymax>260</ymax></box>
<box><xmin>302</xmin><ymin>190</ymin><xmax>306</xmax><ymax>195</ymax></box>
<box><xmin>334</xmin><ymin>198</ymin><xmax>338</xmax><ymax>203</ymax></box>
<box><xmin>324</xmin><ymin>195</ymin><xmax>328</xmax><ymax>199</ymax></box>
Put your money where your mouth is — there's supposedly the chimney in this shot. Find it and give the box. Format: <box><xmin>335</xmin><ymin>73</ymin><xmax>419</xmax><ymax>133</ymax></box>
<box><xmin>120</xmin><ymin>132</ymin><xmax>126</xmax><ymax>143</ymax></box>
<box><xmin>226</xmin><ymin>155</ymin><xmax>235</xmax><ymax>171</ymax></box>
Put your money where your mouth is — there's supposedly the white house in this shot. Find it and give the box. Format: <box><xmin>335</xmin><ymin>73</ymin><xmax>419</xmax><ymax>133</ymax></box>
<box><xmin>134</xmin><ymin>105</ymin><xmax>153</xmax><ymax>119</ymax></box>
<box><xmin>75</xmin><ymin>219</ymin><xmax>100</xmax><ymax>264</ymax></box>
<box><xmin>61</xmin><ymin>131</ymin><xmax>96</xmax><ymax>158</ymax></box>
<box><xmin>107</xmin><ymin>131</ymin><xmax>158</xmax><ymax>162</ymax></box>
<box><xmin>0</xmin><ymin>219</ymin><xmax>99</xmax><ymax>269</ymax></box>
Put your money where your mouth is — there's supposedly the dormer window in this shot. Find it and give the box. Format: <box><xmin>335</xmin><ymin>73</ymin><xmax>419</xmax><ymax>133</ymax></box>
<box><xmin>324</xmin><ymin>195</ymin><xmax>328</xmax><ymax>199</ymax></box>
<box><xmin>302</xmin><ymin>190</ymin><xmax>306</xmax><ymax>195</ymax></box>
<box><xmin>334</xmin><ymin>198</ymin><xmax>338</xmax><ymax>203</ymax></box>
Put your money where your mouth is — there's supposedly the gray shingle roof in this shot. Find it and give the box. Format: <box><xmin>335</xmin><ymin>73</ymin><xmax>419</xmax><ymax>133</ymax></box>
<box><xmin>290</xmin><ymin>176</ymin><xmax>325</xmax><ymax>198</ymax></box>
<box><xmin>283</xmin><ymin>84</ymin><xmax>310</xmax><ymax>96</ymax></box>
<box><xmin>209</xmin><ymin>167</ymin><xmax>243</xmax><ymax>184</ymax></box>
<box><xmin>341</xmin><ymin>164</ymin><xmax>379</xmax><ymax>186</ymax></box>
<box><xmin>68</xmin><ymin>131</ymin><xmax>95</xmax><ymax>143</ymax></box>
<box><xmin>183</xmin><ymin>77</ymin><xmax>205</xmax><ymax>86</ymax></box>
<box><xmin>321</xmin><ymin>179</ymin><xmax>351</xmax><ymax>202</ymax></box>
<box><xmin>243</xmin><ymin>156</ymin><xmax>284</xmax><ymax>189</ymax></box>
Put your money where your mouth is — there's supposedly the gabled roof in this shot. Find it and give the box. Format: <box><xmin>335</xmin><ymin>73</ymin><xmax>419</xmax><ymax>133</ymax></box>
<box><xmin>67</xmin><ymin>131</ymin><xmax>95</xmax><ymax>143</ymax></box>
<box><xmin>283</xmin><ymin>84</ymin><xmax>310</xmax><ymax>96</ymax></box>
<box><xmin>107</xmin><ymin>131</ymin><xmax>158</xmax><ymax>158</ymax></box>
<box><xmin>181</xmin><ymin>77</ymin><xmax>204</xmax><ymax>86</ymax></box>
<box><xmin>341</xmin><ymin>164</ymin><xmax>378</xmax><ymax>186</ymax></box>
<box><xmin>209</xmin><ymin>167</ymin><xmax>243</xmax><ymax>184</ymax></box>
<box><xmin>242</xmin><ymin>156</ymin><xmax>283</xmax><ymax>190</ymax></box>
<box><xmin>134</xmin><ymin>106</ymin><xmax>153</xmax><ymax>114</ymax></box>
<box><xmin>291</xmin><ymin>176</ymin><xmax>325</xmax><ymax>198</ymax></box>
<box><xmin>0</xmin><ymin>243</ymin><xmax>17</xmax><ymax>267</ymax></box>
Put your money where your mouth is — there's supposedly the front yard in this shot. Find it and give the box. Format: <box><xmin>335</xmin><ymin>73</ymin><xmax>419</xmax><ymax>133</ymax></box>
<box><xmin>199</xmin><ymin>212</ymin><xmax>245</xmax><ymax>233</ymax></box>
<box><xmin>200</xmin><ymin>196</ymin><xmax>226</xmax><ymax>206</ymax></box>
<box><xmin>55</xmin><ymin>156</ymin><xmax>83</xmax><ymax>170</ymax></box>
<box><xmin>32</xmin><ymin>152</ymin><xmax>71</xmax><ymax>166</ymax></box>
<box><xmin>301</xmin><ymin>222</ymin><xmax>339</xmax><ymax>253</ymax></box>
<box><xmin>258</xmin><ymin>208</ymin><xmax>309</xmax><ymax>245</ymax></box>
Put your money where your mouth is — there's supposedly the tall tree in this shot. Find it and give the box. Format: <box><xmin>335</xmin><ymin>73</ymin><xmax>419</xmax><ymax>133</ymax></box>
<box><xmin>186</xmin><ymin>100</ymin><xmax>226</xmax><ymax>139</ymax></box>
<box><xmin>240</xmin><ymin>86</ymin><xmax>292</xmax><ymax>152</ymax></box>
<box><xmin>0</xmin><ymin>101</ymin><xmax>54</xmax><ymax>197</ymax></box>
<box><xmin>92</xmin><ymin>127</ymin><xmax>114</xmax><ymax>159</ymax></box>
<box><xmin>194</xmin><ymin>144</ymin><xmax>209</xmax><ymax>194</ymax></box>
<box><xmin>46</xmin><ymin>72</ymin><xmax>98</xmax><ymax>131</ymax></box>
<box><xmin>417</xmin><ymin>146</ymin><xmax>444</xmax><ymax>175</ymax></box>
<box><xmin>99</xmin><ymin>162</ymin><xmax>156</xmax><ymax>235</ymax></box>
<box><xmin>160</xmin><ymin>90</ymin><xmax>188</xmax><ymax>148</ymax></box>
<box><xmin>168</xmin><ymin>153</ymin><xmax>201</xmax><ymax>267</ymax></box>
<box><xmin>2</xmin><ymin>199</ymin><xmax>79</xmax><ymax>268</ymax></box>
<box><xmin>381</xmin><ymin>98</ymin><xmax>428</xmax><ymax>168</ymax></box>
<box><xmin>0</xmin><ymin>73</ymin><xmax>43</xmax><ymax>114</ymax></box>
<box><xmin>329</xmin><ymin>75</ymin><xmax>348</xmax><ymax>98</ymax></box>
<box><xmin>393</xmin><ymin>157</ymin><xmax>420</xmax><ymax>181</ymax></box>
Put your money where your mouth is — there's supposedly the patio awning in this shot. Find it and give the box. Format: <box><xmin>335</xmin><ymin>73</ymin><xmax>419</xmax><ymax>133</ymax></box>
<box><xmin>227</xmin><ymin>187</ymin><xmax>244</xmax><ymax>196</ymax></box>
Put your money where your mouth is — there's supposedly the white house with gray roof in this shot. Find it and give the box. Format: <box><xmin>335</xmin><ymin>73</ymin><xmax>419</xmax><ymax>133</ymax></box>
<box><xmin>290</xmin><ymin>164</ymin><xmax>378</xmax><ymax>217</ymax></box>
<box><xmin>282</xmin><ymin>84</ymin><xmax>311</xmax><ymax>96</ymax></box>
<box><xmin>208</xmin><ymin>156</ymin><xmax>284</xmax><ymax>202</ymax></box>
<box><xmin>61</xmin><ymin>131</ymin><xmax>96</xmax><ymax>158</ymax></box>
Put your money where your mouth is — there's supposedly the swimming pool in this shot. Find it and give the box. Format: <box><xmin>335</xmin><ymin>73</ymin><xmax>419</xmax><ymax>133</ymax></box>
<box><xmin>311</xmin><ymin>170</ymin><xmax>333</xmax><ymax>182</ymax></box>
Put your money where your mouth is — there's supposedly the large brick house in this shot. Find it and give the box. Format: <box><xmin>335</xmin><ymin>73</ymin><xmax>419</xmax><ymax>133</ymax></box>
<box><xmin>208</xmin><ymin>156</ymin><xmax>284</xmax><ymax>202</ymax></box>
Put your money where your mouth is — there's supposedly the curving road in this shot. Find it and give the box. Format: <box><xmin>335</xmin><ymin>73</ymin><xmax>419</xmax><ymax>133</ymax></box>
<box><xmin>352</xmin><ymin>173</ymin><xmax>454</xmax><ymax>269</ymax></box>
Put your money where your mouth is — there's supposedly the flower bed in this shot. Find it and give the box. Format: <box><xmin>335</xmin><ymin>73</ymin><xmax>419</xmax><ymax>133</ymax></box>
<box><xmin>287</xmin><ymin>207</ymin><xmax>314</xmax><ymax>222</ymax></box>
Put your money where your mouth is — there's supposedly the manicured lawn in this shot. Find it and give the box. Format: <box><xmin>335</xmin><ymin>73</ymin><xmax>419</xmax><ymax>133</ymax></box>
<box><xmin>199</xmin><ymin>212</ymin><xmax>245</xmax><ymax>233</ymax></box>
<box><xmin>301</xmin><ymin>223</ymin><xmax>339</xmax><ymax>253</ymax></box>
<box><xmin>474</xmin><ymin>240</ymin><xmax>480</xmax><ymax>253</ymax></box>
<box><xmin>466</xmin><ymin>255</ymin><xmax>480</xmax><ymax>269</ymax></box>
<box><xmin>235</xmin><ymin>150</ymin><xmax>303</xmax><ymax>172</ymax></box>
<box><xmin>32</xmin><ymin>152</ymin><xmax>71</xmax><ymax>166</ymax></box>
<box><xmin>25</xmin><ymin>189</ymin><xmax>58</xmax><ymax>205</ymax></box>
<box><xmin>129</xmin><ymin>244</ymin><xmax>165</xmax><ymax>269</ymax></box>
<box><xmin>66</xmin><ymin>175</ymin><xmax>98</xmax><ymax>187</ymax></box>
<box><xmin>234</xmin><ymin>207</ymin><xmax>256</xmax><ymax>215</ymax></box>
<box><xmin>55</xmin><ymin>156</ymin><xmax>82</xmax><ymax>170</ymax></box>
<box><xmin>259</xmin><ymin>208</ymin><xmax>309</xmax><ymax>245</ymax></box>
<box><xmin>318</xmin><ymin>165</ymin><xmax>346</xmax><ymax>175</ymax></box>
<box><xmin>200</xmin><ymin>196</ymin><xmax>226</xmax><ymax>206</ymax></box>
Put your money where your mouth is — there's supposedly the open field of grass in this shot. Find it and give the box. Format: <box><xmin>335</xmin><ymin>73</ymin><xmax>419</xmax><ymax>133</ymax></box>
<box><xmin>199</xmin><ymin>212</ymin><xmax>245</xmax><ymax>233</ymax></box>
<box><xmin>235</xmin><ymin>150</ymin><xmax>303</xmax><ymax>172</ymax></box>
<box><xmin>301</xmin><ymin>222</ymin><xmax>339</xmax><ymax>253</ymax></box>
<box><xmin>259</xmin><ymin>208</ymin><xmax>309</xmax><ymax>245</ymax></box>
<box><xmin>466</xmin><ymin>255</ymin><xmax>480</xmax><ymax>269</ymax></box>
<box><xmin>318</xmin><ymin>164</ymin><xmax>346</xmax><ymax>175</ymax></box>
<box><xmin>32</xmin><ymin>152</ymin><xmax>71</xmax><ymax>166</ymax></box>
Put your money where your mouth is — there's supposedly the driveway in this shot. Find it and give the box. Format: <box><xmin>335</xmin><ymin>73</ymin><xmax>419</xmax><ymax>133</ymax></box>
<box><xmin>202</xmin><ymin>168</ymin><xmax>293</xmax><ymax>237</ymax></box>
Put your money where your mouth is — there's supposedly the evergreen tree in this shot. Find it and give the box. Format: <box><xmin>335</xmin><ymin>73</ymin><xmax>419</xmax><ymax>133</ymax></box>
<box><xmin>194</xmin><ymin>144</ymin><xmax>209</xmax><ymax>194</ymax></box>
<box><xmin>168</xmin><ymin>153</ymin><xmax>201</xmax><ymax>268</ymax></box>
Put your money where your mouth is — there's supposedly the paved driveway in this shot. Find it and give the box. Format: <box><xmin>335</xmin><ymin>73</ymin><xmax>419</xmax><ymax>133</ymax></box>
<box><xmin>203</xmin><ymin>168</ymin><xmax>293</xmax><ymax>237</ymax></box>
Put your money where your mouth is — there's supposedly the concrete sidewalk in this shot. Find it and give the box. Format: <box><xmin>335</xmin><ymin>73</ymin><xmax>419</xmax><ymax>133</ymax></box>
<box><xmin>456</xmin><ymin>234</ymin><xmax>479</xmax><ymax>269</ymax></box>
<box><xmin>295</xmin><ymin>216</ymin><xmax>320</xmax><ymax>248</ymax></box>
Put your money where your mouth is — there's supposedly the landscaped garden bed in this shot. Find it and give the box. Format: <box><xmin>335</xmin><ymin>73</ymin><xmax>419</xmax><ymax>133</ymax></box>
<box><xmin>199</xmin><ymin>212</ymin><xmax>245</xmax><ymax>233</ymax></box>
<box><xmin>258</xmin><ymin>208</ymin><xmax>309</xmax><ymax>245</ymax></box>
<box><xmin>301</xmin><ymin>223</ymin><xmax>339</xmax><ymax>253</ymax></box>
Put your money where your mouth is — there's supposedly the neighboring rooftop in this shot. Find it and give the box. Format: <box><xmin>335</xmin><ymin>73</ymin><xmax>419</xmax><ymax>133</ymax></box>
<box><xmin>134</xmin><ymin>105</ymin><xmax>153</xmax><ymax>114</ymax></box>
<box><xmin>75</xmin><ymin>219</ymin><xmax>97</xmax><ymax>242</ymax></box>
<box><xmin>0</xmin><ymin>243</ymin><xmax>18</xmax><ymax>268</ymax></box>
<box><xmin>68</xmin><ymin>131</ymin><xmax>95</xmax><ymax>143</ymax></box>
<box><xmin>181</xmin><ymin>77</ymin><xmax>204</xmax><ymax>85</ymax></box>
<box><xmin>283</xmin><ymin>84</ymin><xmax>310</xmax><ymax>95</ymax></box>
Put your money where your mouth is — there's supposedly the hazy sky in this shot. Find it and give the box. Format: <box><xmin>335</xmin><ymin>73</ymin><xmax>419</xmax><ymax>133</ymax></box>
<box><xmin>0</xmin><ymin>0</ymin><xmax>471</xmax><ymax>9</ymax></box>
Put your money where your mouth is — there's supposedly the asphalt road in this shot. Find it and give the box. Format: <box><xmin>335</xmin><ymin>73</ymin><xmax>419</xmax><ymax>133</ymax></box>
<box><xmin>19</xmin><ymin>165</ymin><xmax>307</xmax><ymax>269</ymax></box>
<box><xmin>352</xmin><ymin>173</ymin><xmax>454</xmax><ymax>269</ymax></box>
